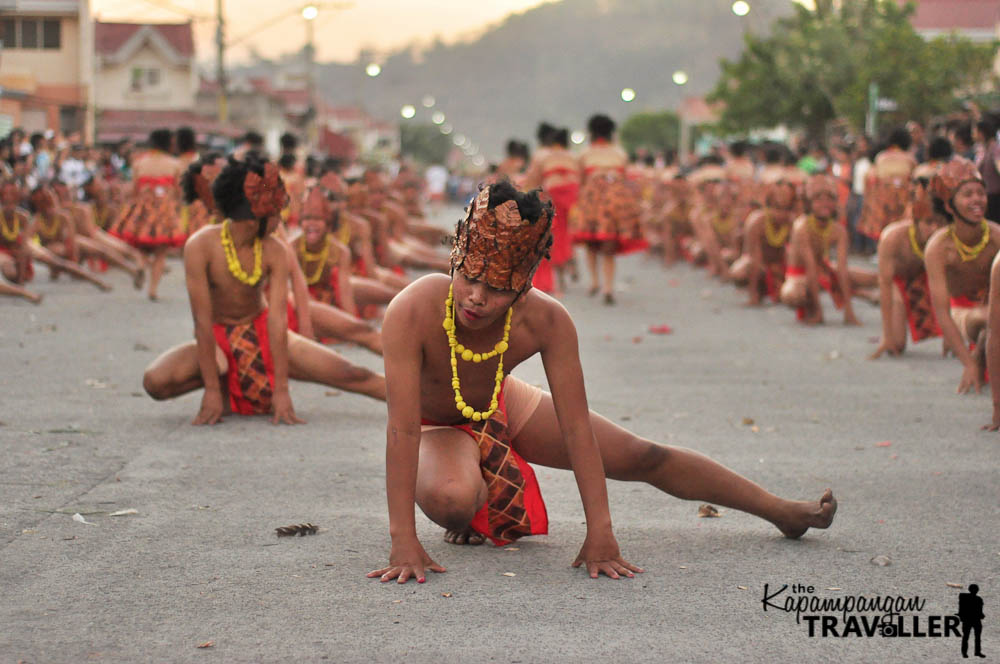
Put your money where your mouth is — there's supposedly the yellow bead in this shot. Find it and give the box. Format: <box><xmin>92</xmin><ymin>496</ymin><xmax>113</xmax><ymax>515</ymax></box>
<box><xmin>461</xmin><ymin>349</ymin><xmax>473</xmax><ymax>361</ymax></box>
<box><xmin>455</xmin><ymin>344</ymin><xmax>465</xmax><ymax>354</ymax></box>
<box><xmin>455</xmin><ymin>395</ymin><xmax>463</xmax><ymax>403</ymax></box>
<box><xmin>462</xmin><ymin>406</ymin><xmax>474</xmax><ymax>419</ymax></box>
<box><xmin>442</xmin><ymin>319</ymin><xmax>454</xmax><ymax>331</ymax></box>
<box><xmin>495</xmin><ymin>341</ymin><xmax>508</xmax><ymax>353</ymax></box>
<box><xmin>472</xmin><ymin>353</ymin><xmax>482</xmax><ymax>363</ymax></box>
<box><xmin>451</xmin><ymin>379</ymin><xmax>460</xmax><ymax>388</ymax></box>
<box><xmin>456</xmin><ymin>401</ymin><xmax>466</xmax><ymax>411</ymax></box>
<box><xmin>481</xmin><ymin>412</ymin><xmax>491</xmax><ymax>421</ymax></box>
<box><xmin>472</xmin><ymin>412</ymin><xmax>482</xmax><ymax>422</ymax></box>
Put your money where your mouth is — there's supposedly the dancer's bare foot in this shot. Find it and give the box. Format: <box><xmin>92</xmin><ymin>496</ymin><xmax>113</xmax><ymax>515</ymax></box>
<box><xmin>28</xmin><ymin>292</ymin><xmax>43</xmax><ymax>305</ymax></box>
<box><xmin>443</xmin><ymin>528</ymin><xmax>485</xmax><ymax>545</ymax></box>
<box><xmin>774</xmin><ymin>489</ymin><xmax>837</xmax><ymax>539</ymax></box>
<box><xmin>133</xmin><ymin>267</ymin><xmax>146</xmax><ymax>290</ymax></box>
<box><xmin>148</xmin><ymin>292</ymin><xmax>159</xmax><ymax>302</ymax></box>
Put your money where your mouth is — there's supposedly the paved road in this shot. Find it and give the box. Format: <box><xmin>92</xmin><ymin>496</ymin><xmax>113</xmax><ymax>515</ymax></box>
<box><xmin>1</xmin><ymin>205</ymin><xmax>996</xmax><ymax>663</ymax></box>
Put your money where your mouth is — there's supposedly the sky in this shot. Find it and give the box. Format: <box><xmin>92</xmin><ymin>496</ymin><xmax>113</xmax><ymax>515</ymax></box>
<box><xmin>91</xmin><ymin>0</ymin><xmax>557</xmax><ymax>64</ymax></box>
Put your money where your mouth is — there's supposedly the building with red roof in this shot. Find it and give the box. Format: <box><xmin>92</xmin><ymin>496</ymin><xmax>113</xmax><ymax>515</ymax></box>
<box><xmin>93</xmin><ymin>20</ymin><xmax>209</xmax><ymax>142</ymax></box>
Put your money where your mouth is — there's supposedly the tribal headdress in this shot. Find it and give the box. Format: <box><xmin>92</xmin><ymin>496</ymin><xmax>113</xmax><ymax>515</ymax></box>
<box><xmin>689</xmin><ymin>164</ymin><xmax>726</xmax><ymax>185</ymax></box>
<box><xmin>319</xmin><ymin>171</ymin><xmax>345</xmax><ymax>196</ymax></box>
<box><xmin>450</xmin><ymin>184</ymin><xmax>553</xmax><ymax>293</ymax></box>
<box><xmin>301</xmin><ymin>186</ymin><xmax>331</xmax><ymax>222</ymax></box>
<box><xmin>805</xmin><ymin>174</ymin><xmax>837</xmax><ymax>200</ymax></box>
<box><xmin>1</xmin><ymin>180</ymin><xmax>21</xmax><ymax>206</ymax></box>
<box><xmin>761</xmin><ymin>170</ymin><xmax>798</xmax><ymax>210</ymax></box>
<box><xmin>930</xmin><ymin>158</ymin><xmax>982</xmax><ymax>206</ymax></box>
<box><xmin>30</xmin><ymin>187</ymin><xmax>54</xmax><ymax>212</ymax></box>
<box><xmin>243</xmin><ymin>162</ymin><xmax>287</xmax><ymax>220</ymax></box>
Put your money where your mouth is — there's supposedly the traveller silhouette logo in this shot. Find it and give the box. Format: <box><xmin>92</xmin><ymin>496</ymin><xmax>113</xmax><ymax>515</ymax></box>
<box><xmin>760</xmin><ymin>582</ymin><xmax>986</xmax><ymax>656</ymax></box>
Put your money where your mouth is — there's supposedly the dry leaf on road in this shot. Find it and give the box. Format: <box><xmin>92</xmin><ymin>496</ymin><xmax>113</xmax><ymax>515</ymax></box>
<box><xmin>697</xmin><ymin>504</ymin><xmax>721</xmax><ymax>518</ymax></box>
<box><xmin>275</xmin><ymin>523</ymin><xmax>319</xmax><ymax>537</ymax></box>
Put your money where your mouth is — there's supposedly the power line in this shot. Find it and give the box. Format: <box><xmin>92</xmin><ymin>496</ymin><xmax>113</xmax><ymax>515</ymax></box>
<box><xmin>136</xmin><ymin>0</ymin><xmax>213</xmax><ymax>22</ymax></box>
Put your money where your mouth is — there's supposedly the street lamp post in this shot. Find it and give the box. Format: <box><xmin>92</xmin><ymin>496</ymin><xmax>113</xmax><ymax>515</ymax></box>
<box><xmin>303</xmin><ymin>5</ymin><xmax>318</xmax><ymax>148</ymax></box>
<box><xmin>673</xmin><ymin>70</ymin><xmax>690</xmax><ymax>165</ymax></box>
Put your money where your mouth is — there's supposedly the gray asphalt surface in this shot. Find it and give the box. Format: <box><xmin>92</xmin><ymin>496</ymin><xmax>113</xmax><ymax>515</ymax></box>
<box><xmin>1</xmin><ymin>204</ymin><xmax>997</xmax><ymax>663</ymax></box>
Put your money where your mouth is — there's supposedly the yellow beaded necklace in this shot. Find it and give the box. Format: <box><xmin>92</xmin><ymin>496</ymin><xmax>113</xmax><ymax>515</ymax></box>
<box><xmin>949</xmin><ymin>220</ymin><xmax>990</xmax><ymax>262</ymax></box>
<box><xmin>712</xmin><ymin>214</ymin><xmax>735</xmax><ymax>236</ymax></box>
<box><xmin>908</xmin><ymin>223</ymin><xmax>926</xmax><ymax>260</ymax></box>
<box><xmin>36</xmin><ymin>213</ymin><xmax>61</xmax><ymax>240</ymax></box>
<box><xmin>442</xmin><ymin>283</ymin><xmax>512</xmax><ymax>422</ymax></box>
<box><xmin>807</xmin><ymin>215</ymin><xmax>834</xmax><ymax>248</ymax></box>
<box><xmin>220</xmin><ymin>219</ymin><xmax>263</xmax><ymax>286</ymax></box>
<box><xmin>763</xmin><ymin>213</ymin><xmax>789</xmax><ymax>248</ymax></box>
<box><xmin>1</xmin><ymin>211</ymin><xmax>19</xmax><ymax>242</ymax></box>
<box><xmin>299</xmin><ymin>235</ymin><xmax>330</xmax><ymax>286</ymax></box>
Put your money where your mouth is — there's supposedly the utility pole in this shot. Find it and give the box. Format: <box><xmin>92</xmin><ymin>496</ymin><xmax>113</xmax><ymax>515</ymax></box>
<box><xmin>216</xmin><ymin>0</ymin><xmax>228</xmax><ymax>124</ymax></box>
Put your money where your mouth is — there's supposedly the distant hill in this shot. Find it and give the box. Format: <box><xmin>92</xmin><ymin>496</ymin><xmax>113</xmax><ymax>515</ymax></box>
<box><xmin>236</xmin><ymin>0</ymin><xmax>795</xmax><ymax>158</ymax></box>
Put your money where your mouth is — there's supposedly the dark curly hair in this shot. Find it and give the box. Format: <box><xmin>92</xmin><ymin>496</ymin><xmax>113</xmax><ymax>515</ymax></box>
<box><xmin>176</xmin><ymin>126</ymin><xmax>196</xmax><ymax>153</ymax></box>
<box><xmin>212</xmin><ymin>155</ymin><xmax>273</xmax><ymax>235</ymax></box>
<box><xmin>587</xmin><ymin>114</ymin><xmax>615</xmax><ymax>140</ymax></box>
<box><xmin>536</xmin><ymin>122</ymin><xmax>556</xmax><ymax>146</ymax></box>
<box><xmin>148</xmin><ymin>128</ymin><xmax>173</xmax><ymax>153</ymax></box>
<box><xmin>486</xmin><ymin>177</ymin><xmax>553</xmax><ymax>227</ymax></box>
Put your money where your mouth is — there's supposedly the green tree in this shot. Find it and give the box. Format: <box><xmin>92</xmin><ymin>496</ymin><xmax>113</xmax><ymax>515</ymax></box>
<box><xmin>399</xmin><ymin>124</ymin><xmax>451</xmax><ymax>165</ymax></box>
<box><xmin>619</xmin><ymin>111</ymin><xmax>681</xmax><ymax>155</ymax></box>
<box><xmin>708</xmin><ymin>0</ymin><xmax>996</xmax><ymax>138</ymax></box>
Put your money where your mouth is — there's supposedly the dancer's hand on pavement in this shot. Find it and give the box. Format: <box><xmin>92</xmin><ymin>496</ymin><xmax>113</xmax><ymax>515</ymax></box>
<box><xmin>982</xmin><ymin>405</ymin><xmax>1000</xmax><ymax>431</ymax></box>
<box><xmin>572</xmin><ymin>530</ymin><xmax>643</xmax><ymax>579</ymax></box>
<box><xmin>804</xmin><ymin>310</ymin><xmax>823</xmax><ymax>326</ymax></box>
<box><xmin>958</xmin><ymin>364</ymin><xmax>983</xmax><ymax>395</ymax></box>
<box><xmin>367</xmin><ymin>538</ymin><xmax>446</xmax><ymax>584</ymax></box>
<box><xmin>192</xmin><ymin>390</ymin><xmax>224</xmax><ymax>425</ymax></box>
<box><xmin>271</xmin><ymin>390</ymin><xmax>305</xmax><ymax>425</ymax></box>
<box><xmin>869</xmin><ymin>339</ymin><xmax>903</xmax><ymax>360</ymax></box>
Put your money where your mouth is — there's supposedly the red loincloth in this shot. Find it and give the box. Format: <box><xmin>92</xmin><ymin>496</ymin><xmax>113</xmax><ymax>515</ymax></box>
<box><xmin>212</xmin><ymin>309</ymin><xmax>275</xmax><ymax>415</ymax></box>
<box><xmin>763</xmin><ymin>260</ymin><xmax>786</xmax><ymax>303</ymax></box>
<box><xmin>0</xmin><ymin>245</ymin><xmax>34</xmax><ymax>282</ymax></box>
<box><xmin>787</xmin><ymin>263</ymin><xmax>844</xmax><ymax>320</ymax></box>
<box><xmin>421</xmin><ymin>382</ymin><xmax>548</xmax><ymax>546</ymax></box>
<box><xmin>546</xmin><ymin>182</ymin><xmax>578</xmax><ymax>266</ymax></box>
<box><xmin>307</xmin><ymin>265</ymin><xmax>342</xmax><ymax>310</ymax></box>
<box><xmin>109</xmin><ymin>175</ymin><xmax>186</xmax><ymax>249</ymax></box>
<box><xmin>572</xmin><ymin>174</ymin><xmax>649</xmax><ymax>255</ymax></box>
<box><xmin>893</xmin><ymin>273</ymin><xmax>941</xmax><ymax>342</ymax></box>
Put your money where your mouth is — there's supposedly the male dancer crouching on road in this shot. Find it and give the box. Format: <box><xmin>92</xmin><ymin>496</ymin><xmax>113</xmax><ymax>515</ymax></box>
<box><xmin>368</xmin><ymin>180</ymin><xmax>836</xmax><ymax>585</ymax></box>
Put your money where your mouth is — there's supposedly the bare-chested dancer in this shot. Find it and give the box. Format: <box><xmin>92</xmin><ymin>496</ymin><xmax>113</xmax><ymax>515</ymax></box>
<box><xmin>870</xmin><ymin>175</ymin><xmax>946</xmax><ymax>358</ymax></box>
<box><xmin>27</xmin><ymin>186</ymin><xmax>112</xmax><ymax>291</ymax></box>
<box><xmin>731</xmin><ymin>172</ymin><xmax>799</xmax><ymax>305</ymax></box>
<box><xmin>780</xmin><ymin>175</ymin><xmax>876</xmax><ymax>325</ymax></box>
<box><xmin>367</xmin><ymin>180</ymin><xmax>836</xmax><ymax>585</ymax></box>
<box><xmin>924</xmin><ymin>158</ymin><xmax>1000</xmax><ymax>394</ymax></box>
<box><xmin>289</xmin><ymin>187</ymin><xmax>387</xmax><ymax>354</ymax></box>
<box><xmin>0</xmin><ymin>180</ymin><xmax>42</xmax><ymax>302</ymax></box>
<box><xmin>51</xmin><ymin>179</ymin><xmax>144</xmax><ymax>287</ymax></box>
<box><xmin>142</xmin><ymin>156</ymin><xmax>385</xmax><ymax>424</ymax></box>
